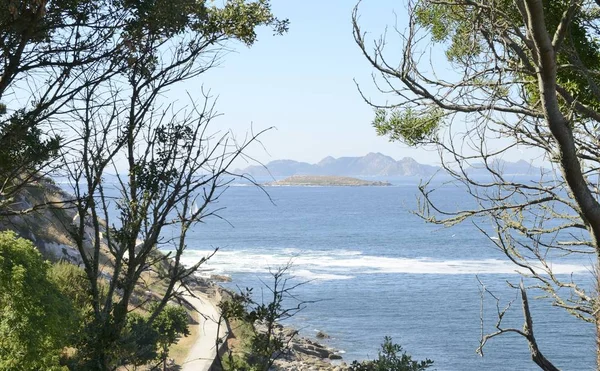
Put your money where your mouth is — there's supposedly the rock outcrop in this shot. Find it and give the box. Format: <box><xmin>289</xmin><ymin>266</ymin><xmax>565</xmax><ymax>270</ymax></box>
<box><xmin>259</xmin><ymin>323</ymin><xmax>348</xmax><ymax>371</ymax></box>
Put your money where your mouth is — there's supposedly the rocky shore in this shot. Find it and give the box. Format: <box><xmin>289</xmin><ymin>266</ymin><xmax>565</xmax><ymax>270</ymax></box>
<box><xmin>201</xmin><ymin>279</ymin><xmax>349</xmax><ymax>371</ymax></box>
<box><xmin>264</xmin><ymin>323</ymin><xmax>348</xmax><ymax>371</ymax></box>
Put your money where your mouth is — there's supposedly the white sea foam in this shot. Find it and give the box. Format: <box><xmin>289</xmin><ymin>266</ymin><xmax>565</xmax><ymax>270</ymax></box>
<box><xmin>175</xmin><ymin>248</ymin><xmax>591</xmax><ymax>281</ymax></box>
<box><xmin>293</xmin><ymin>269</ymin><xmax>354</xmax><ymax>281</ymax></box>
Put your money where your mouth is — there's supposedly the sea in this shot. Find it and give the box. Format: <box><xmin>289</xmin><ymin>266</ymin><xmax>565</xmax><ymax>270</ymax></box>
<box><xmin>175</xmin><ymin>176</ymin><xmax>596</xmax><ymax>371</ymax></box>
<box><xmin>58</xmin><ymin>175</ymin><xmax>596</xmax><ymax>370</ymax></box>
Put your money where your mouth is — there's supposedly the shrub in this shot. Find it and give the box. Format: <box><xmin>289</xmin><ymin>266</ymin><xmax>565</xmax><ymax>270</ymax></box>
<box><xmin>0</xmin><ymin>231</ymin><xmax>75</xmax><ymax>370</ymax></box>
<box><xmin>349</xmin><ymin>337</ymin><xmax>434</xmax><ymax>371</ymax></box>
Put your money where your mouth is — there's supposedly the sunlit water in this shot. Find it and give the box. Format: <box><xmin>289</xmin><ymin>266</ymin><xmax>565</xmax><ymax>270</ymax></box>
<box><xmin>57</xmin><ymin>176</ymin><xmax>595</xmax><ymax>370</ymax></box>
<box><xmin>178</xmin><ymin>179</ymin><xmax>595</xmax><ymax>370</ymax></box>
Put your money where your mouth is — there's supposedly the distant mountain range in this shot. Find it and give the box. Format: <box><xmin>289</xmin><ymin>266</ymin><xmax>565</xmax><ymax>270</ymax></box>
<box><xmin>236</xmin><ymin>152</ymin><xmax>439</xmax><ymax>177</ymax></box>
<box><xmin>466</xmin><ymin>159</ymin><xmax>546</xmax><ymax>176</ymax></box>
<box><xmin>236</xmin><ymin>153</ymin><xmax>546</xmax><ymax>178</ymax></box>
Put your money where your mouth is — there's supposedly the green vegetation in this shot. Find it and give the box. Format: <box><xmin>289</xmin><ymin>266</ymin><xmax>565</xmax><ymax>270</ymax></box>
<box><xmin>219</xmin><ymin>266</ymin><xmax>307</xmax><ymax>371</ymax></box>
<box><xmin>220</xmin><ymin>315</ymin><xmax>257</xmax><ymax>371</ymax></box>
<box><xmin>0</xmin><ymin>231</ymin><xmax>75</xmax><ymax>370</ymax></box>
<box><xmin>350</xmin><ymin>337</ymin><xmax>434</xmax><ymax>371</ymax></box>
<box><xmin>153</xmin><ymin>304</ymin><xmax>190</xmax><ymax>370</ymax></box>
<box><xmin>0</xmin><ymin>0</ymin><xmax>287</xmax><ymax>369</ymax></box>
<box><xmin>48</xmin><ymin>262</ymin><xmax>94</xmax><ymax>355</ymax></box>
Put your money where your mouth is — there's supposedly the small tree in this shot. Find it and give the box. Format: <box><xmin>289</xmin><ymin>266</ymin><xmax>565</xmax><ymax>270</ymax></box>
<box><xmin>39</xmin><ymin>1</ymin><xmax>288</xmax><ymax>369</ymax></box>
<box><xmin>0</xmin><ymin>231</ymin><xmax>77</xmax><ymax>370</ymax></box>
<box><xmin>219</xmin><ymin>265</ymin><xmax>310</xmax><ymax>371</ymax></box>
<box><xmin>152</xmin><ymin>304</ymin><xmax>190</xmax><ymax>371</ymax></box>
<box><xmin>112</xmin><ymin>312</ymin><xmax>160</xmax><ymax>369</ymax></box>
<box><xmin>350</xmin><ymin>337</ymin><xmax>434</xmax><ymax>371</ymax></box>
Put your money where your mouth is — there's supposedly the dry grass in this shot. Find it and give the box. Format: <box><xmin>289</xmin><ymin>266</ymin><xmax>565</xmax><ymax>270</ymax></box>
<box><xmin>170</xmin><ymin>309</ymin><xmax>200</xmax><ymax>366</ymax></box>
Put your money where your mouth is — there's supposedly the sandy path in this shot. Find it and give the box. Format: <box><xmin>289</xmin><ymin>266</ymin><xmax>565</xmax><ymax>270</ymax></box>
<box><xmin>181</xmin><ymin>292</ymin><xmax>228</xmax><ymax>371</ymax></box>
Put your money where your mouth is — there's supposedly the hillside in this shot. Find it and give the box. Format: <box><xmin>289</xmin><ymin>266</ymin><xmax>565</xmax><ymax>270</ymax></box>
<box><xmin>0</xmin><ymin>180</ymin><xmax>348</xmax><ymax>370</ymax></box>
<box><xmin>266</xmin><ymin>175</ymin><xmax>391</xmax><ymax>187</ymax></box>
<box><xmin>237</xmin><ymin>152</ymin><xmax>439</xmax><ymax>177</ymax></box>
<box><xmin>0</xmin><ymin>179</ymin><xmax>220</xmax><ymax>368</ymax></box>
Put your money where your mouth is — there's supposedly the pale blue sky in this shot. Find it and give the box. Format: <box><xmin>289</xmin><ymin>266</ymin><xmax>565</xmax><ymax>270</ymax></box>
<box><xmin>174</xmin><ymin>0</ymin><xmax>537</xmax><ymax>167</ymax></box>
<box><xmin>175</xmin><ymin>0</ymin><xmax>443</xmax><ymax>166</ymax></box>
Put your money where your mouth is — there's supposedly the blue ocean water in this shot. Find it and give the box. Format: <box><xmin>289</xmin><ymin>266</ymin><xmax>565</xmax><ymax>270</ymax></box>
<box><xmin>177</xmin><ymin>179</ymin><xmax>595</xmax><ymax>370</ymax></box>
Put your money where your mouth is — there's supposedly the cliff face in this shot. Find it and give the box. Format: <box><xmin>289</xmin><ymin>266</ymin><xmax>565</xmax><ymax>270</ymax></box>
<box><xmin>236</xmin><ymin>152</ymin><xmax>439</xmax><ymax>177</ymax></box>
<box><xmin>0</xmin><ymin>179</ymin><xmax>85</xmax><ymax>264</ymax></box>
<box><xmin>0</xmin><ymin>179</ymin><xmax>199</xmax><ymax>301</ymax></box>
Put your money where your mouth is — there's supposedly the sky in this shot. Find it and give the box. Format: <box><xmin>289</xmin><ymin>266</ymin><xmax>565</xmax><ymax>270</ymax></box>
<box><xmin>169</xmin><ymin>0</ymin><xmax>543</xmax><ymax>169</ymax></box>
<box><xmin>174</xmin><ymin>0</ymin><xmax>445</xmax><ymax>166</ymax></box>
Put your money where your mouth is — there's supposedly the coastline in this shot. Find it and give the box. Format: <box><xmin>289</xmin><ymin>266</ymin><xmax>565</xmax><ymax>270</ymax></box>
<box><xmin>2</xmin><ymin>178</ymin><xmax>349</xmax><ymax>370</ymax></box>
<box><xmin>184</xmin><ymin>277</ymin><xmax>348</xmax><ymax>371</ymax></box>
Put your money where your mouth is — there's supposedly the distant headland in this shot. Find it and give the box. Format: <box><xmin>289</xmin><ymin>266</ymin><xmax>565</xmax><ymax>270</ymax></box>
<box><xmin>235</xmin><ymin>152</ymin><xmax>544</xmax><ymax>178</ymax></box>
<box><xmin>265</xmin><ymin>175</ymin><xmax>391</xmax><ymax>187</ymax></box>
<box><xmin>237</xmin><ymin>152</ymin><xmax>438</xmax><ymax>178</ymax></box>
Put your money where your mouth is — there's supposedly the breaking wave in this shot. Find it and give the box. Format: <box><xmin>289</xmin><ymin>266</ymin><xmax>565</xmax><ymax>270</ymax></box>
<box><xmin>174</xmin><ymin>248</ymin><xmax>591</xmax><ymax>281</ymax></box>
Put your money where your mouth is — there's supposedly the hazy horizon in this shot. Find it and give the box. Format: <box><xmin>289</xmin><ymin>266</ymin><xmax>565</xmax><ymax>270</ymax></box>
<box><xmin>168</xmin><ymin>0</ymin><xmax>544</xmax><ymax>170</ymax></box>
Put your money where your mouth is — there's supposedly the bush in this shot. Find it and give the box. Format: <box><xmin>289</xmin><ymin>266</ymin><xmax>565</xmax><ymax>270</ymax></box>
<box><xmin>49</xmin><ymin>262</ymin><xmax>93</xmax><ymax>336</ymax></box>
<box><xmin>0</xmin><ymin>231</ymin><xmax>75</xmax><ymax>370</ymax></box>
<box><xmin>349</xmin><ymin>337</ymin><xmax>434</xmax><ymax>371</ymax></box>
<box><xmin>153</xmin><ymin>304</ymin><xmax>190</xmax><ymax>369</ymax></box>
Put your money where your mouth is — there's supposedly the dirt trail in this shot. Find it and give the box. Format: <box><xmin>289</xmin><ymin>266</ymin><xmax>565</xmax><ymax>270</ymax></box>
<box><xmin>181</xmin><ymin>292</ymin><xmax>227</xmax><ymax>371</ymax></box>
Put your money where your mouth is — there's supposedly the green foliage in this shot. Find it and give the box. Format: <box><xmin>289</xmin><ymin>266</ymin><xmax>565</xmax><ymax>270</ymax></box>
<box><xmin>116</xmin><ymin>312</ymin><xmax>160</xmax><ymax>367</ymax></box>
<box><xmin>222</xmin><ymin>353</ymin><xmax>254</xmax><ymax>371</ymax></box>
<box><xmin>349</xmin><ymin>337</ymin><xmax>434</xmax><ymax>371</ymax></box>
<box><xmin>117</xmin><ymin>0</ymin><xmax>288</xmax><ymax>78</ymax></box>
<box><xmin>372</xmin><ymin>108</ymin><xmax>442</xmax><ymax>146</ymax></box>
<box><xmin>414</xmin><ymin>0</ymin><xmax>600</xmax><ymax>113</ymax></box>
<box><xmin>0</xmin><ymin>0</ymin><xmax>95</xmax><ymax>42</ymax></box>
<box><xmin>0</xmin><ymin>110</ymin><xmax>61</xmax><ymax>175</ymax></box>
<box><xmin>152</xmin><ymin>304</ymin><xmax>190</xmax><ymax>368</ymax></box>
<box><xmin>49</xmin><ymin>261</ymin><xmax>92</xmax><ymax>311</ymax></box>
<box><xmin>370</xmin><ymin>1</ymin><xmax>600</xmax><ymax>147</ymax></box>
<box><xmin>119</xmin><ymin>0</ymin><xmax>287</xmax><ymax>42</ymax></box>
<box><xmin>72</xmin><ymin>303</ymin><xmax>190</xmax><ymax>369</ymax></box>
<box><xmin>48</xmin><ymin>262</ymin><xmax>92</xmax><ymax>343</ymax></box>
<box><xmin>206</xmin><ymin>0</ymin><xmax>289</xmax><ymax>45</ymax></box>
<box><xmin>0</xmin><ymin>231</ymin><xmax>75</xmax><ymax>370</ymax></box>
<box><xmin>220</xmin><ymin>288</ymin><xmax>278</xmax><ymax>369</ymax></box>
<box><xmin>220</xmin><ymin>266</ymin><xmax>303</xmax><ymax>371</ymax></box>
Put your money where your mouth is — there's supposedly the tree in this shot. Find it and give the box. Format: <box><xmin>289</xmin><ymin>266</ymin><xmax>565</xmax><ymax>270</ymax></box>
<box><xmin>36</xmin><ymin>1</ymin><xmax>288</xmax><ymax>369</ymax></box>
<box><xmin>353</xmin><ymin>0</ymin><xmax>600</xmax><ymax>369</ymax></box>
<box><xmin>349</xmin><ymin>336</ymin><xmax>433</xmax><ymax>371</ymax></box>
<box><xmin>0</xmin><ymin>0</ymin><xmax>287</xmax><ymax>369</ymax></box>
<box><xmin>0</xmin><ymin>231</ymin><xmax>77</xmax><ymax>370</ymax></box>
<box><xmin>0</xmin><ymin>0</ymin><xmax>124</xmax><ymax>214</ymax></box>
<box><xmin>219</xmin><ymin>265</ymin><xmax>310</xmax><ymax>371</ymax></box>
<box><xmin>152</xmin><ymin>304</ymin><xmax>190</xmax><ymax>371</ymax></box>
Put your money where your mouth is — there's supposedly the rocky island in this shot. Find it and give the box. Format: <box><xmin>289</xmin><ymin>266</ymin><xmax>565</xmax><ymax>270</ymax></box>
<box><xmin>266</xmin><ymin>175</ymin><xmax>391</xmax><ymax>187</ymax></box>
